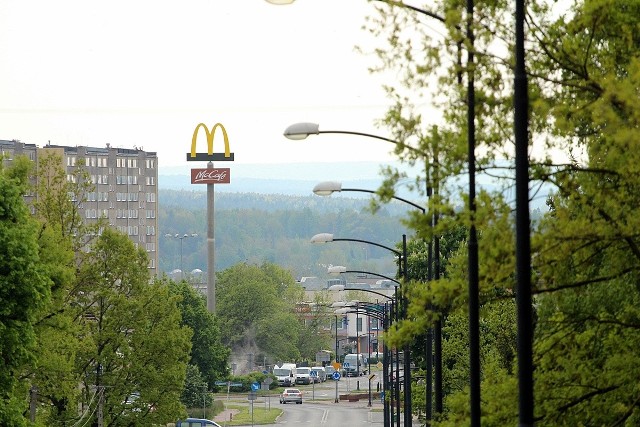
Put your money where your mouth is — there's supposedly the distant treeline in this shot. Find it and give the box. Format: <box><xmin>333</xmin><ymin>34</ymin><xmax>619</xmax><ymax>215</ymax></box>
<box><xmin>158</xmin><ymin>190</ymin><xmax>410</xmax><ymax>280</ymax></box>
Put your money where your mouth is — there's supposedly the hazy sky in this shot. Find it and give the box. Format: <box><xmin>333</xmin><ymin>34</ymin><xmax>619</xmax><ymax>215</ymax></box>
<box><xmin>0</xmin><ymin>0</ymin><xmax>404</xmax><ymax>173</ymax></box>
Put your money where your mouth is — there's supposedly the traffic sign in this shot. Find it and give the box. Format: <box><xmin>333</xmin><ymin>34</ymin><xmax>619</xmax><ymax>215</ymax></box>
<box><xmin>343</xmin><ymin>362</ymin><xmax>350</xmax><ymax>368</ymax></box>
<box><xmin>251</xmin><ymin>382</ymin><xmax>260</xmax><ymax>391</ymax></box>
<box><xmin>332</xmin><ymin>372</ymin><xmax>341</xmax><ymax>380</ymax></box>
<box><xmin>310</xmin><ymin>370</ymin><xmax>318</xmax><ymax>378</ymax></box>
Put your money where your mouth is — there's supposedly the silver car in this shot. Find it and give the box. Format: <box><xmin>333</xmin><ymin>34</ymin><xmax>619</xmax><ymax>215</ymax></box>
<box><xmin>280</xmin><ymin>388</ymin><xmax>303</xmax><ymax>404</ymax></box>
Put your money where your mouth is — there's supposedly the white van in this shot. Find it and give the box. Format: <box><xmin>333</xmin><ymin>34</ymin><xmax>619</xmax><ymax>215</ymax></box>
<box><xmin>342</xmin><ymin>353</ymin><xmax>368</xmax><ymax>377</ymax></box>
<box><xmin>295</xmin><ymin>367</ymin><xmax>312</xmax><ymax>385</ymax></box>
<box><xmin>273</xmin><ymin>363</ymin><xmax>297</xmax><ymax>386</ymax></box>
<box><xmin>311</xmin><ymin>366</ymin><xmax>327</xmax><ymax>382</ymax></box>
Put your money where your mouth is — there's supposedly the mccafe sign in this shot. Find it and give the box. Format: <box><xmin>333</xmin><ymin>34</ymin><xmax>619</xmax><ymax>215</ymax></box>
<box><xmin>191</xmin><ymin>168</ymin><xmax>231</xmax><ymax>184</ymax></box>
<box><xmin>187</xmin><ymin>122</ymin><xmax>234</xmax><ymax>185</ymax></box>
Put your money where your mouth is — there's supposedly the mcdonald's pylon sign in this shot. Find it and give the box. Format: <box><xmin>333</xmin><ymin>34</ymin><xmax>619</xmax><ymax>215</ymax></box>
<box><xmin>186</xmin><ymin>122</ymin><xmax>235</xmax><ymax>162</ymax></box>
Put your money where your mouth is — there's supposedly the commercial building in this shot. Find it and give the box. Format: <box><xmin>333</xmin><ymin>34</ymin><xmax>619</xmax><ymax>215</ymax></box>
<box><xmin>0</xmin><ymin>140</ymin><xmax>159</xmax><ymax>275</ymax></box>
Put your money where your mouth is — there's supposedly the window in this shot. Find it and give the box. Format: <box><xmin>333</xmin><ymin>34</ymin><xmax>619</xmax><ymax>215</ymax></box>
<box><xmin>146</xmin><ymin>193</ymin><xmax>156</xmax><ymax>203</ymax></box>
<box><xmin>146</xmin><ymin>176</ymin><xmax>155</xmax><ymax>185</ymax></box>
<box><xmin>357</xmin><ymin>318</ymin><xmax>363</xmax><ymax>333</ymax></box>
<box><xmin>67</xmin><ymin>156</ymin><xmax>76</xmax><ymax>166</ymax></box>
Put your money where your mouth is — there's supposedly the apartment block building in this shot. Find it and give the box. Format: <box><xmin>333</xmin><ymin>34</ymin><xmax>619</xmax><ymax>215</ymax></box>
<box><xmin>0</xmin><ymin>140</ymin><xmax>159</xmax><ymax>275</ymax></box>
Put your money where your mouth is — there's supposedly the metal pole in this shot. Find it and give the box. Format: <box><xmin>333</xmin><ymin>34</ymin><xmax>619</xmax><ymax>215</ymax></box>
<box><xmin>426</xmin><ymin>173</ymin><xmax>434</xmax><ymax>425</ymax></box>
<box><xmin>206</xmin><ymin>161</ymin><xmax>216</xmax><ymax>313</ymax></box>
<box><xmin>384</xmin><ymin>303</ymin><xmax>391</xmax><ymax>427</ymax></box>
<box><xmin>402</xmin><ymin>235</ymin><xmax>412</xmax><ymax>427</ymax></box>
<box><xmin>466</xmin><ymin>0</ymin><xmax>481</xmax><ymax>424</ymax></box>
<box><xmin>515</xmin><ymin>0</ymin><xmax>534</xmax><ymax>424</ymax></box>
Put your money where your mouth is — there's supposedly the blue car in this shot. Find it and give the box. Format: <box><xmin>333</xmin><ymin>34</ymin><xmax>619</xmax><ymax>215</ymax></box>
<box><xmin>176</xmin><ymin>418</ymin><xmax>221</xmax><ymax>427</ymax></box>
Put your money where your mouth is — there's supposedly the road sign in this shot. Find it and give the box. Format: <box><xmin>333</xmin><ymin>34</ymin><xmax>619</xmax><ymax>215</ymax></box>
<box><xmin>368</xmin><ymin>374</ymin><xmax>376</xmax><ymax>381</ymax></box>
<box><xmin>248</xmin><ymin>391</ymin><xmax>257</xmax><ymax>401</ymax></box>
<box><xmin>251</xmin><ymin>382</ymin><xmax>260</xmax><ymax>391</ymax></box>
<box><xmin>332</xmin><ymin>372</ymin><xmax>341</xmax><ymax>380</ymax></box>
<box><xmin>310</xmin><ymin>370</ymin><xmax>318</xmax><ymax>378</ymax></box>
<box><xmin>264</xmin><ymin>377</ymin><xmax>273</xmax><ymax>385</ymax></box>
<box><xmin>343</xmin><ymin>362</ymin><xmax>350</xmax><ymax>368</ymax></box>
<box><xmin>214</xmin><ymin>381</ymin><xmax>228</xmax><ymax>386</ymax></box>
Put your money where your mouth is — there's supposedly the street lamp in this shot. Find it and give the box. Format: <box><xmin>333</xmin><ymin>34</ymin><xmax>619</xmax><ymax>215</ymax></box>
<box><xmin>313</xmin><ymin>233</ymin><xmax>407</xmax><ymax>427</ymax></box>
<box><xmin>301</xmin><ymin>131</ymin><xmax>443</xmax><ymax>422</ymax></box>
<box><xmin>335</xmin><ymin>301</ymin><xmax>394</xmax><ymax>422</ymax></box>
<box><xmin>313</xmin><ymin>181</ymin><xmax>426</xmax><ymax>213</ymax></box>
<box><xmin>316</xmin><ymin>182</ymin><xmax>439</xmax><ymax>424</ymax></box>
<box><xmin>165</xmin><ymin>233</ymin><xmax>198</xmax><ymax>278</ymax></box>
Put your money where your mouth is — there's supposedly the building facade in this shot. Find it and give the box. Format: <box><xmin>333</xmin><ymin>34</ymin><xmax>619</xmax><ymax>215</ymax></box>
<box><xmin>0</xmin><ymin>140</ymin><xmax>159</xmax><ymax>275</ymax></box>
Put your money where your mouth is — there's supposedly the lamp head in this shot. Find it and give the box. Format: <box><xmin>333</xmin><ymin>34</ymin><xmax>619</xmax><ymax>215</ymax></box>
<box><xmin>327</xmin><ymin>265</ymin><xmax>347</xmax><ymax>275</ymax></box>
<box><xmin>284</xmin><ymin>122</ymin><xmax>320</xmax><ymax>140</ymax></box>
<box><xmin>313</xmin><ymin>181</ymin><xmax>342</xmax><ymax>196</ymax></box>
<box><xmin>310</xmin><ymin>233</ymin><xmax>334</xmax><ymax>243</ymax></box>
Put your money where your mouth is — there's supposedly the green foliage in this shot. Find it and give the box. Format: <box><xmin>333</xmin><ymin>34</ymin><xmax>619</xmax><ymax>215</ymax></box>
<box><xmin>168</xmin><ymin>279</ymin><xmax>229</xmax><ymax>389</ymax></box>
<box><xmin>74</xmin><ymin>229</ymin><xmax>192</xmax><ymax>426</ymax></box>
<box><xmin>0</xmin><ymin>168</ymin><xmax>51</xmax><ymax>426</ymax></box>
<box><xmin>367</xmin><ymin>0</ymin><xmax>640</xmax><ymax>424</ymax></box>
<box><xmin>181</xmin><ymin>364</ymin><xmax>213</xmax><ymax>409</ymax></box>
<box><xmin>217</xmin><ymin>262</ymin><xmax>304</xmax><ymax>362</ymax></box>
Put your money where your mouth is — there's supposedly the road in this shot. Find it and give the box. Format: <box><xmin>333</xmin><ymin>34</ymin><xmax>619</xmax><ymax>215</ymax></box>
<box><xmin>229</xmin><ymin>370</ymin><xmax>408</xmax><ymax>426</ymax></box>
<box><xmin>260</xmin><ymin>401</ymin><xmax>383</xmax><ymax>426</ymax></box>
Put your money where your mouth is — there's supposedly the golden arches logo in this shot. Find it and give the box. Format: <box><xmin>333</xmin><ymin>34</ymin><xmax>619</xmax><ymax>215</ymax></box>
<box><xmin>186</xmin><ymin>122</ymin><xmax>235</xmax><ymax>162</ymax></box>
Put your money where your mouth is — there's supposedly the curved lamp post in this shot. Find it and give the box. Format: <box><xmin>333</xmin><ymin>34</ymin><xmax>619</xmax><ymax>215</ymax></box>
<box><xmin>314</xmin><ymin>181</ymin><xmax>425</xmax><ymax>214</ymax></box>
<box><xmin>314</xmin><ymin>233</ymin><xmax>406</xmax><ymax>427</ymax></box>
<box><xmin>317</xmin><ymin>182</ymin><xmax>440</xmax><ymax>424</ymax></box>
<box><xmin>335</xmin><ymin>301</ymin><xmax>394</xmax><ymax>417</ymax></box>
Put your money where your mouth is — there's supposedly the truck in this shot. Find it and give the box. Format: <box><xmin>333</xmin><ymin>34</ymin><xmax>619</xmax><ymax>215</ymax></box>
<box><xmin>342</xmin><ymin>353</ymin><xmax>368</xmax><ymax>377</ymax></box>
<box><xmin>273</xmin><ymin>363</ymin><xmax>297</xmax><ymax>386</ymax></box>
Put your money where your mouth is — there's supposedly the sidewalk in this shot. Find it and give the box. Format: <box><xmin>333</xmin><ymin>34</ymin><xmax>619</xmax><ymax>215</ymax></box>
<box><xmin>214</xmin><ymin>407</ymin><xmax>240</xmax><ymax>423</ymax></box>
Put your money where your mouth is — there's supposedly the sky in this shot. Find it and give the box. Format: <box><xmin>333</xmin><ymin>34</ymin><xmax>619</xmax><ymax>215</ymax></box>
<box><xmin>0</xmin><ymin>0</ymin><xmax>406</xmax><ymax>178</ymax></box>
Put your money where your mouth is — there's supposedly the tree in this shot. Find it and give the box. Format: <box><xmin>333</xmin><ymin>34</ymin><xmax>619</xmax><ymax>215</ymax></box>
<box><xmin>168</xmin><ymin>279</ymin><xmax>230</xmax><ymax>389</ymax></box>
<box><xmin>216</xmin><ymin>262</ymin><xmax>304</xmax><ymax>367</ymax></box>
<box><xmin>180</xmin><ymin>364</ymin><xmax>212</xmax><ymax>411</ymax></box>
<box><xmin>75</xmin><ymin>229</ymin><xmax>191</xmax><ymax>426</ymax></box>
<box><xmin>0</xmin><ymin>157</ymin><xmax>51</xmax><ymax>427</ymax></box>
<box><xmin>363</xmin><ymin>0</ymin><xmax>640</xmax><ymax>423</ymax></box>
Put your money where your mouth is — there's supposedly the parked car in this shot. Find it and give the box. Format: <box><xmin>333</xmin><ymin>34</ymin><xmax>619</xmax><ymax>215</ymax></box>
<box><xmin>176</xmin><ymin>418</ymin><xmax>222</xmax><ymax>427</ymax></box>
<box><xmin>311</xmin><ymin>366</ymin><xmax>327</xmax><ymax>382</ymax></box>
<box><xmin>280</xmin><ymin>388</ymin><xmax>303</xmax><ymax>404</ymax></box>
<box><xmin>324</xmin><ymin>366</ymin><xmax>337</xmax><ymax>379</ymax></box>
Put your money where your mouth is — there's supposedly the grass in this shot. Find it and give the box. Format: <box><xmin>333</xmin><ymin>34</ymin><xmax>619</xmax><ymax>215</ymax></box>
<box><xmin>219</xmin><ymin>404</ymin><xmax>282</xmax><ymax>426</ymax></box>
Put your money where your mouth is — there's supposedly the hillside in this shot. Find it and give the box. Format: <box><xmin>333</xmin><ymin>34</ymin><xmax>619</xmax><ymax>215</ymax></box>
<box><xmin>158</xmin><ymin>190</ymin><xmax>412</xmax><ymax>281</ymax></box>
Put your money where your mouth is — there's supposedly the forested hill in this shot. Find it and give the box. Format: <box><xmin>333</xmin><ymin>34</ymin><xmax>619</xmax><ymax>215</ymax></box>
<box><xmin>159</xmin><ymin>189</ymin><xmax>414</xmax><ymax>216</ymax></box>
<box><xmin>158</xmin><ymin>189</ymin><xmax>411</xmax><ymax>281</ymax></box>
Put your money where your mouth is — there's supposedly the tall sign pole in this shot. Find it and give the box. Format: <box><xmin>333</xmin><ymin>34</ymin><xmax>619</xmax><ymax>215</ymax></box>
<box><xmin>187</xmin><ymin>123</ymin><xmax>234</xmax><ymax>313</ymax></box>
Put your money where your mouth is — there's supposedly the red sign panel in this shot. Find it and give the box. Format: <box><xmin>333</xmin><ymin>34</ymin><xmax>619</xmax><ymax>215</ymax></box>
<box><xmin>191</xmin><ymin>168</ymin><xmax>231</xmax><ymax>184</ymax></box>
